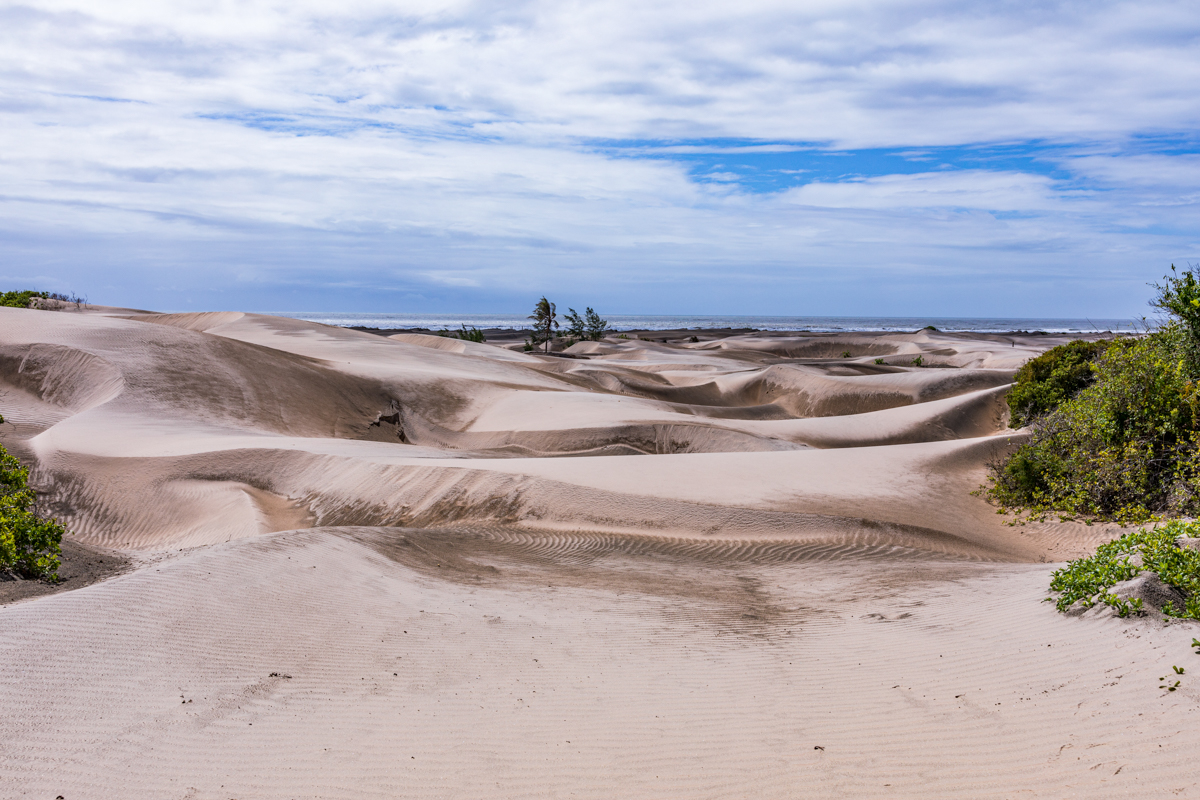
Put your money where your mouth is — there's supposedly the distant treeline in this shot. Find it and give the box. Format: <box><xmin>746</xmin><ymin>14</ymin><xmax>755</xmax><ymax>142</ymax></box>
<box><xmin>1</xmin><ymin>290</ymin><xmax>87</xmax><ymax>309</ymax></box>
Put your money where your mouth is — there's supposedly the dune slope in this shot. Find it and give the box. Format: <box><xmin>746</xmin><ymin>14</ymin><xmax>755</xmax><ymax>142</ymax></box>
<box><xmin>2</xmin><ymin>308</ymin><xmax>1191</xmax><ymax>799</ymax></box>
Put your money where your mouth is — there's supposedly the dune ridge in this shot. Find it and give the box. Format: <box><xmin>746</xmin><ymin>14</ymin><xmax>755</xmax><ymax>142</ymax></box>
<box><xmin>2</xmin><ymin>306</ymin><xmax>1194</xmax><ymax>799</ymax></box>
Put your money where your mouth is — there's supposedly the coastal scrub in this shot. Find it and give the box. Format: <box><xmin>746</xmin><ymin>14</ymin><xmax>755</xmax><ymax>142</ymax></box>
<box><xmin>0</xmin><ymin>426</ymin><xmax>64</xmax><ymax>580</ymax></box>
<box><xmin>1049</xmin><ymin>521</ymin><xmax>1200</xmax><ymax>619</ymax></box>
<box><xmin>988</xmin><ymin>266</ymin><xmax>1200</xmax><ymax>523</ymax></box>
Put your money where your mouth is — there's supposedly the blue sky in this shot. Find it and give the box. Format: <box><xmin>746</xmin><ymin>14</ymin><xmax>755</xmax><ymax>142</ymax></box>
<box><xmin>2</xmin><ymin>0</ymin><xmax>1199</xmax><ymax>317</ymax></box>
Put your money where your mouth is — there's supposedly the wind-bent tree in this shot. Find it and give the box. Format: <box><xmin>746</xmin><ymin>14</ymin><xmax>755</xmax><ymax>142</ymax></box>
<box><xmin>563</xmin><ymin>308</ymin><xmax>586</xmax><ymax>340</ymax></box>
<box><xmin>584</xmin><ymin>307</ymin><xmax>609</xmax><ymax>341</ymax></box>
<box><xmin>529</xmin><ymin>296</ymin><xmax>559</xmax><ymax>353</ymax></box>
<box><xmin>564</xmin><ymin>307</ymin><xmax>609</xmax><ymax>342</ymax></box>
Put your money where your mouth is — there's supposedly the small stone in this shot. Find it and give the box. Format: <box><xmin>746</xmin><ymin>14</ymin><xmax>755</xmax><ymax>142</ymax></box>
<box><xmin>1064</xmin><ymin>599</ymin><xmax>1090</xmax><ymax>616</ymax></box>
<box><xmin>1175</xmin><ymin>537</ymin><xmax>1200</xmax><ymax>553</ymax></box>
<box><xmin>1110</xmin><ymin>572</ymin><xmax>1186</xmax><ymax>611</ymax></box>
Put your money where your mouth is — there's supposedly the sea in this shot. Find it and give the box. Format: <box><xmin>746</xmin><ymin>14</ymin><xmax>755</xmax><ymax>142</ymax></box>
<box><xmin>271</xmin><ymin>312</ymin><xmax>1143</xmax><ymax>334</ymax></box>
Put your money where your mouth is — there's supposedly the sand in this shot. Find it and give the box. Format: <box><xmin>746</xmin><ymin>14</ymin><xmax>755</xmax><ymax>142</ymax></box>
<box><xmin>1</xmin><ymin>306</ymin><xmax>1195</xmax><ymax>799</ymax></box>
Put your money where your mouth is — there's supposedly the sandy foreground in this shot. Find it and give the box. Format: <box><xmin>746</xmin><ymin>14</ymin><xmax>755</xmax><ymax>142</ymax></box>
<box><xmin>0</xmin><ymin>307</ymin><xmax>1197</xmax><ymax>799</ymax></box>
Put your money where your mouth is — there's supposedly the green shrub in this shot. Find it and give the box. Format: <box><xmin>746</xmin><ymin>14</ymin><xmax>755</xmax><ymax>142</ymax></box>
<box><xmin>1049</xmin><ymin>521</ymin><xmax>1200</xmax><ymax>618</ymax></box>
<box><xmin>563</xmin><ymin>307</ymin><xmax>609</xmax><ymax>341</ymax></box>
<box><xmin>1152</xmin><ymin>264</ymin><xmax>1200</xmax><ymax>369</ymax></box>
<box><xmin>0</xmin><ymin>290</ymin><xmax>48</xmax><ymax>309</ymax></box>
<box><xmin>435</xmin><ymin>325</ymin><xmax>485</xmax><ymax>342</ymax></box>
<box><xmin>0</xmin><ymin>429</ymin><xmax>64</xmax><ymax>580</ymax></box>
<box><xmin>1007</xmin><ymin>339</ymin><xmax>1110</xmax><ymax>427</ymax></box>
<box><xmin>987</xmin><ymin>264</ymin><xmax>1200</xmax><ymax>523</ymax></box>
<box><xmin>528</xmin><ymin>297</ymin><xmax>559</xmax><ymax>353</ymax></box>
<box><xmin>989</xmin><ymin>326</ymin><xmax>1200</xmax><ymax>522</ymax></box>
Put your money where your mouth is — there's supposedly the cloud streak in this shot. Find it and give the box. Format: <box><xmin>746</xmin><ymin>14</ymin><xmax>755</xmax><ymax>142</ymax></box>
<box><xmin>0</xmin><ymin>0</ymin><xmax>1197</xmax><ymax>315</ymax></box>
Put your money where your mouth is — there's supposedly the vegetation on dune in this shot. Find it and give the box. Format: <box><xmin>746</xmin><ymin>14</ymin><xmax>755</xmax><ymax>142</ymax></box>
<box><xmin>1048</xmin><ymin>521</ymin><xmax>1200</xmax><ymax>619</ymax></box>
<box><xmin>527</xmin><ymin>296</ymin><xmax>559</xmax><ymax>353</ymax></box>
<box><xmin>437</xmin><ymin>324</ymin><xmax>485</xmax><ymax>343</ymax></box>
<box><xmin>1</xmin><ymin>290</ymin><xmax>48</xmax><ymax>308</ymax></box>
<box><xmin>525</xmin><ymin>298</ymin><xmax>610</xmax><ymax>352</ymax></box>
<box><xmin>0</xmin><ymin>422</ymin><xmax>64</xmax><ymax>581</ymax></box>
<box><xmin>563</xmin><ymin>307</ymin><xmax>609</xmax><ymax>341</ymax></box>
<box><xmin>987</xmin><ymin>265</ymin><xmax>1200</xmax><ymax>523</ymax></box>
<box><xmin>1006</xmin><ymin>339</ymin><xmax>1111</xmax><ymax>428</ymax></box>
<box><xmin>1</xmin><ymin>290</ymin><xmax>87</xmax><ymax>310</ymax></box>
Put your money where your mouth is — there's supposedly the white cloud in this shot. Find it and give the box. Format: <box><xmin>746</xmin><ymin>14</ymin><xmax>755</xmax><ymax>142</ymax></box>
<box><xmin>0</xmin><ymin>0</ymin><xmax>1197</xmax><ymax>315</ymax></box>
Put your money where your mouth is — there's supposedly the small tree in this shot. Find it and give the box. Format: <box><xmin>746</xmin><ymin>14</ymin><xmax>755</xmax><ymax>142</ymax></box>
<box><xmin>1152</xmin><ymin>264</ymin><xmax>1200</xmax><ymax>372</ymax></box>
<box><xmin>584</xmin><ymin>307</ymin><xmax>609</xmax><ymax>341</ymax></box>
<box><xmin>528</xmin><ymin>297</ymin><xmax>559</xmax><ymax>353</ymax></box>
<box><xmin>0</xmin><ymin>290</ymin><xmax>48</xmax><ymax>309</ymax></box>
<box><xmin>0</xmin><ymin>425</ymin><xmax>64</xmax><ymax>580</ymax></box>
<box><xmin>437</xmin><ymin>324</ymin><xmax>485</xmax><ymax>343</ymax></box>
<box><xmin>564</xmin><ymin>307</ymin><xmax>608</xmax><ymax>342</ymax></box>
<box><xmin>564</xmin><ymin>308</ymin><xmax>587</xmax><ymax>340</ymax></box>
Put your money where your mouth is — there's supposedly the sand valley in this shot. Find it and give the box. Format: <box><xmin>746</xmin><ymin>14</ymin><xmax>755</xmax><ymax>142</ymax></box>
<box><xmin>1</xmin><ymin>307</ymin><xmax>1196</xmax><ymax>799</ymax></box>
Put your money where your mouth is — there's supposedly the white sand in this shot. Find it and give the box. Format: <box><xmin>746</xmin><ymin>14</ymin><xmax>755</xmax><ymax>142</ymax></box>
<box><xmin>1</xmin><ymin>307</ymin><xmax>1194</xmax><ymax>799</ymax></box>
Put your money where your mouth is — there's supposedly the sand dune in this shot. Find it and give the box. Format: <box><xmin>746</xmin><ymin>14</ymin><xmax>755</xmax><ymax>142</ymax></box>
<box><xmin>2</xmin><ymin>307</ymin><xmax>1193</xmax><ymax>798</ymax></box>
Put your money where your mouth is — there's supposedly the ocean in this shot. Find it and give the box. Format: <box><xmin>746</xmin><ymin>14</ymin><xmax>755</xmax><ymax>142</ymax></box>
<box><xmin>271</xmin><ymin>312</ymin><xmax>1142</xmax><ymax>334</ymax></box>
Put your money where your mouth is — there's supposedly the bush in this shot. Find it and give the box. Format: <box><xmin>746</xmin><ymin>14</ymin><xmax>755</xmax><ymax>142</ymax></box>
<box><xmin>0</xmin><ymin>290</ymin><xmax>48</xmax><ymax>309</ymax></box>
<box><xmin>437</xmin><ymin>325</ymin><xmax>485</xmax><ymax>343</ymax></box>
<box><xmin>563</xmin><ymin>307</ymin><xmax>609</xmax><ymax>342</ymax></box>
<box><xmin>528</xmin><ymin>297</ymin><xmax>559</xmax><ymax>353</ymax></box>
<box><xmin>1152</xmin><ymin>264</ymin><xmax>1200</xmax><ymax>368</ymax></box>
<box><xmin>0</xmin><ymin>429</ymin><xmax>64</xmax><ymax>580</ymax></box>
<box><xmin>1049</xmin><ymin>520</ymin><xmax>1200</xmax><ymax>619</ymax></box>
<box><xmin>1006</xmin><ymin>339</ymin><xmax>1110</xmax><ymax>427</ymax></box>
<box><xmin>986</xmin><ymin>264</ymin><xmax>1200</xmax><ymax>523</ymax></box>
<box><xmin>989</xmin><ymin>327</ymin><xmax>1200</xmax><ymax>522</ymax></box>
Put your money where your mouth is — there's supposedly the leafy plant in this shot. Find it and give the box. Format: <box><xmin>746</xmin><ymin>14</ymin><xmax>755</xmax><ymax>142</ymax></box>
<box><xmin>911</xmin><ymin>355</ymin><xmax>923</xmax><ymax>367</ymax></box>
<box><xmin>584</xmin><ymin>307</ymin><xmax>608</xmax><ymax>341</ymax></box>
<box><xmin>840</xmin><ymin>350</ymin><xmax>851</xmax><ymax>358</ymax></box>
<box><xmin>988</xmin><ymin>265</ymin><xmax>1200</xmax><ymax>522</ymax></box>
<box><xmin>988</xmin><ymin>328</ymin><xmax>1200</xmax><ymax>522</ymax></box>
<box><xmin>438</xmin><ymin>324</ymin><xmax>484</xmax><ymax>343</ymax></box>
<box><xmin>0</xmin><ymin>290</ymin><xmax>49</xmax><ymax>309</ymax></box>
<box><xmin>874</xmin><ymin>358</ymin><xmax>885</xmax><ymax>365</ymax></box>
<box><xmin>528</xmin><ymin>297</ymin><xmax>559</xmax><ymax>353</ymax></box>
<box><xmin>1047</xmin><ymin>521</ymin><xmax>1200</xmax><ymax>618</ymax></box>
<box><xmin>1006</xmin><ymin>339</ymin><xmax>1110</xmax><ymax>427</ymax></box>
<box><xmin>0</xmin><ymin>427</ymin><xmax>64</xmax><ymax>580</ymax></box>
<box><xmin>563</xmin><ymin>307</ymin><xmax>609</xmax><ymax>342</ymax></box>
<box><xmin>1152</xmin><ymin>264</ymin><xmax>1200</xmax><ymax>369</ymax></box>
<box><xmin>563</xmin><ymin>308</ymin><xmax>586</xmax><ymax>340</ymax></box>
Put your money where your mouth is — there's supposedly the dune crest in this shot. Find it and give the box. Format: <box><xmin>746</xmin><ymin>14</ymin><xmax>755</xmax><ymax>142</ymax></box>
<box><xmin>5</xmin><ymin>309</ymin><xmax>1190</xmax><ymax>799</ymax></box>
<box><xmin>0</xmin><ymin>308</ymin><xmax>1116</xmax><ymax>560</ymax></box>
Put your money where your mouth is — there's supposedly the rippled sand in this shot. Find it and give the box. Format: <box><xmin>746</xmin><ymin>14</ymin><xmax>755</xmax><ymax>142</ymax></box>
<box><xmin>1</xmin><ymin>307</ymin><xmax>1194</xmax><ymax>799</ymax></box>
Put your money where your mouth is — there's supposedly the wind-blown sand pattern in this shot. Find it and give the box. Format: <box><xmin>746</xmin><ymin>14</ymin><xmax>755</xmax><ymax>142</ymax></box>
<box><xmin>1</xmin><ymin>307</ymin><xmax>1196</xmax><ymax>798</ymax></box>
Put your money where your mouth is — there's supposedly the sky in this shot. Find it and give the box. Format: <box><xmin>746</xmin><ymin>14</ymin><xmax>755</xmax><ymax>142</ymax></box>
<box><xmin>1</xmin><ymin>0</ymin><xmax>1199</xmax><ymax>317</ymax></box>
